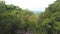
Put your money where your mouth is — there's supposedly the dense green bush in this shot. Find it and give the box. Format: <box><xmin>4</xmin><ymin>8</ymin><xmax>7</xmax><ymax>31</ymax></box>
<box><xmin>0</xmin><ymin>0</ymin><xmax>60</xmax><ymax>34</ymax></box>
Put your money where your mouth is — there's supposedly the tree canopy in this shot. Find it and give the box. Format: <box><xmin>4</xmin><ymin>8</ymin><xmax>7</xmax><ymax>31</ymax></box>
<box><xmin>0</xmin><ymin>0</ymin><xmax>60</xmax><ymax>34</ymax></box>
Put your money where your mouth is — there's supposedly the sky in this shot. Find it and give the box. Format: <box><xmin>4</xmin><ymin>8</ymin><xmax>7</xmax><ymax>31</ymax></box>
<box><xmin>3</xmin><ymin>0</ymin><xmax>56</xmax><ymax>12</ymax></box>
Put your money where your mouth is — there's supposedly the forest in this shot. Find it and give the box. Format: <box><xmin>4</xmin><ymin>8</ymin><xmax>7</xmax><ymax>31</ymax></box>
<box><xmin>0</xmin><ymin>0</ymin><xmax>60</xmax><ymax>34</ymax></box>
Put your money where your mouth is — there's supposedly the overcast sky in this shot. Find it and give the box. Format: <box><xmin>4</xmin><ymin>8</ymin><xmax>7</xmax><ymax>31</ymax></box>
<box><xmin>4</xmin><ymin>0</ymin><xmax>56</xmax><ymax>12</ymax></box>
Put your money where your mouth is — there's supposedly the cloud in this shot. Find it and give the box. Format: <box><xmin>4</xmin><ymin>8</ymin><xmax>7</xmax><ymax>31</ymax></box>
<box><xmin>4</xmin><ymin>0</ymin><xmax>56</xmax><ymax>12</ymax></box>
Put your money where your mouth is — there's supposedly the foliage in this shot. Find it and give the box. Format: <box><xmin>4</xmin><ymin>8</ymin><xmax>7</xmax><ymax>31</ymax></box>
<box><xmin>0</xmin><ymin>0</ymin><xmax>60</xmax><ymax>34</ymax></box>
